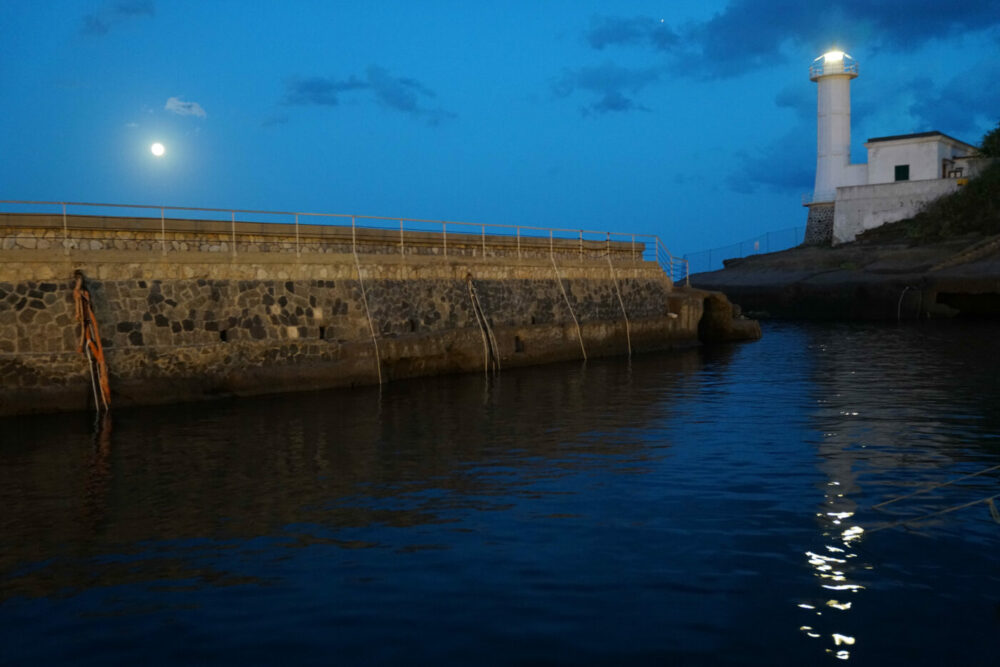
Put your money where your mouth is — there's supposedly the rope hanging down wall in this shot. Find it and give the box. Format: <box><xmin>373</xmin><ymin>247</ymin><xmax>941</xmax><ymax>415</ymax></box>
<box><xmin>549</xmin><ymin>245</ymin><xmax>588</xmax><ymax>361</ymax></box>
<box><xmin>352</xmin><ymin>218</ymin><xmax>383</xmax><ymax>385</ymax></box>
<box><xmin>73</xmin><ymin>271</ymin><xmax>111</xmax><ymax>412</ymax></box>
<box><xmin>605</xmin><ymin>243</ymin><xmax>632</xmax><ymax>357</ymax></box>
<box><xmin>466</xmin><ymin>274</ymin><xmax>501</xmax><ymax>376</ymax></box>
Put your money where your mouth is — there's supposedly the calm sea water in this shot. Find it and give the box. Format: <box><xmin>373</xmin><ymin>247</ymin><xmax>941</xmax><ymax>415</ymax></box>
<box><xmin>2</xmin><ymin>322</ymin><xmax>999</xmax><ymax>666</ymax></box>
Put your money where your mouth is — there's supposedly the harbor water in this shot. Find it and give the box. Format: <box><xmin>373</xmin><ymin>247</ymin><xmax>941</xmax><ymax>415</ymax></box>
<box><xmin>1</xmin><ymin>322</ymin><xmax>999</xmax><ymax>665</ymax></box>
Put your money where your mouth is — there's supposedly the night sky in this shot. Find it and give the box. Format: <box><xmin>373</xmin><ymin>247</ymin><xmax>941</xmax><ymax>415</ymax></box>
<box><xmin>2</xmin><ymin>1</ymin><xmax>999</xmax><ymax>255</ymax></box>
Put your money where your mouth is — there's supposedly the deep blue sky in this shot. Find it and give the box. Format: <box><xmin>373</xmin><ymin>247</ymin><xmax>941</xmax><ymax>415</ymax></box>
<box><xmin>2</xmin><ymin>1</ymin><xmax>998</xmax><ymax>254</ymax></box>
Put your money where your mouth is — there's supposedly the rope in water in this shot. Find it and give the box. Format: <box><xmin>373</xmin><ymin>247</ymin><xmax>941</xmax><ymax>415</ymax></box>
<box><xmin>871</xmin><ymin>463</ymin><xmax>1000</xmax><ymax>509</ymax></box>
<box><xmin>72</xmin><ymin>271</ymin><xmax>111</xmax><ymax>413</ymax></box>
<box><xmin>866</xmin><ymin>493</ymin><xmax>1000</xmax><ymax>533</ymax></box>
<box><xmin>864</xmin><ymin>462</ymin><xmax>1000</xmax><ymax>533</ymax></box>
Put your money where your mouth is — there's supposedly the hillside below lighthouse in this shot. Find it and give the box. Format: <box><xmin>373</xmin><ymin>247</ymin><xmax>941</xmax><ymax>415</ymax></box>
<box><xmin>802</xmin><ymin>51</ymin><xmax>987</xmax><ymax>245</ymax></box>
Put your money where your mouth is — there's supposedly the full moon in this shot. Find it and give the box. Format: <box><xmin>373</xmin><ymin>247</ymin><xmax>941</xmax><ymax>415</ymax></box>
<box><xmin>150</xmin><ymin>142</ymin><xmax>165</xmax><ymax>157</ymax></box>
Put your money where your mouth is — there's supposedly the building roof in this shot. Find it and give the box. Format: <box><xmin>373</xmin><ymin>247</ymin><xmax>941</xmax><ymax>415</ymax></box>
<box><xmin>866</xmin><ymin>130</ymin><xmax>976</xmax><ymax>149</ymax></box>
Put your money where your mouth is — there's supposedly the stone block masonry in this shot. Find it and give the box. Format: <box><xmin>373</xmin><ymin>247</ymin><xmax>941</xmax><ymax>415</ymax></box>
<box><xmin>804</xmin><ymin>203</ymin><xmax>835</xmax><ymax>246</ymax></box>
<box><xmin>0</xmin><ymin>213</ymin><xmax>738</xmax><ymax>416</ymax></box>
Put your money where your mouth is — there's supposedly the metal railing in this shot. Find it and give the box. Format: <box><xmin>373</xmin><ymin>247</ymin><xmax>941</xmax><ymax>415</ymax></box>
<box><xmin>683</xmin><ymin>225</ymin><xmax>805</xmax><ymax>275</ymax></box>
<box><xmin>0</xmin><ymin>199</ymin><xmax>689</xmax><ymax>284</ymax></box>
<box><xmin>809</xmin><ymin>60</ymin><xmax>858</xmax><ymax>79</ymax></box>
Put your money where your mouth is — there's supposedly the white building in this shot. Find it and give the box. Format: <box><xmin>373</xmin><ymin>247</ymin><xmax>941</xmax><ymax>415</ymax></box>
<box><xmin>803</xmin><ymin>51</ymin><xmax>987</xmax><ymax>245</ymax></box>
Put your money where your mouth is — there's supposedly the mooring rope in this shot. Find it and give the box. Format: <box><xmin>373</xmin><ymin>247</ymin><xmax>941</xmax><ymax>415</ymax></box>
<box><xmin>864</xmin><ymin>462</ymin><xmax>1000</xmax><ymax>533</ymax></box>
<box><xmin>866</xmin><ymin>493</ymin><xmax>1000</xmax><ymax>533</ymax></box>
<box><xmin>468</xmin><ymin>282</ymin><xmax>491</xmax><ymax>376</ymax></box>
<box><xmin>352</xmin><ymin>220</ymin><xmax>383</xmax><ymax>385</ymax></box>
<box><xmin>606</xmin><ymin>253</ymin><xmax>632</xmax><ymax>357</ymax></box>
<box><xmin>550</xmin><ymin>253</ymin><xmax>587</xmax><ymax>361</ymax></box>
<box><xmin>466</xmin><ymin>275</ymin><xmax>500</xmax><ymax>375</ymax></box>
<box><xmin>73</xmin><ymin>271</ymin><xmax>111</xmax><ymax>413</ymax></box>
<box><xmin>871</xmin><ymin>463</ymin><xmax>1000</xmax><ymax>509</ymax></box>
<box><xmin>896</xmin><ymin>286</ymin><xmax>922</xmax><ymax>322</ymax></box>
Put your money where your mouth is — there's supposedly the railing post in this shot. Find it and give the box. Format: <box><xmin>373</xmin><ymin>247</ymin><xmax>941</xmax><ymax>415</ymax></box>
<box><xmin>352</xmin><ymin>215</ymin><xmax>357</xmax><ymax>255</ymax></box>
<box><xmin>230</xmin><ymin>211</ymin><xmax>237</xmax><ymax>257</ymax></box>
<box><xmin>631</xmin><ymin>234</ymin><xmax>636</xmax><ymax>264</ymax></box>
<box><xmin>62</xmin><ymin>202</ymin><xmax>69</xmax><ymax>255</ymax></box>
<box><xmin>399</xmin><ymin>219</ymin><xmax>404</xmax><ymax>258</ymax></box>
<box><xmin>443</xmin><ymin>222</ymin><xmax>447</xmax><ymax>257</ymax></box>
<box><xmin>161</xmin><ymin>207</ymin><xmax>166</xmax><ymax>255</ymax></box>
<box><xmin>481</xmin><ymin>224</ymin><xmax>486</xmax><ymax>258</ymax></box>
<box><xmin>606</xmin><ymin>232</ymin><xmax>610</xmax><ymax>260</ymax></box>
<box><xmin>579</xmin><ymin>230</ymin><xmax>583</xmax><ymax>261</ymax></box>
<box><xmin>549</xmin><ymin>229</ymin><xmax>554</xmax><ymax>259</ymax></box>
<box><xmin>516</xmin><ymin>227</ymin><xmax>521</xmax><ymax>260</ymax></box>
<box><xmin>295</xmin><ymin>213</ymin><xmax>301</xmax><ymax>257</ymax></box>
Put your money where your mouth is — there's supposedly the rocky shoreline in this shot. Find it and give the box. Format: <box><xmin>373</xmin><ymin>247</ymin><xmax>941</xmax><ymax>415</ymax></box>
<box><xmin>690</xmin><ymin>233</ymin><xmax>1000</xmax><ymax>320</ymax></box>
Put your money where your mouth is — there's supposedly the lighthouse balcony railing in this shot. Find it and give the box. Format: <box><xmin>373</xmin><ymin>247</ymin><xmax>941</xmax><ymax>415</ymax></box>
<box><xmin>809</xmin><ymin>61</ymin><xmax>858</xmax><ymax>79</ymax></box>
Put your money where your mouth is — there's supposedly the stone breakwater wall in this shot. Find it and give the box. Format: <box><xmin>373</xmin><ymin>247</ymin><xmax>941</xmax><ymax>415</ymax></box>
<box><xmin>0</xmin><ymin>213</ymin><xmax>707</xmax><ymax>416</ymax></box>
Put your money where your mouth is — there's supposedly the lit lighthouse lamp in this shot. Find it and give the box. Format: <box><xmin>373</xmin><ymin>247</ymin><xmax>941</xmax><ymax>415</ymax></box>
<box><xmin>809</xmin><ymin>50</ymin><xmax>859</xmax><ymax>204</ymax></box>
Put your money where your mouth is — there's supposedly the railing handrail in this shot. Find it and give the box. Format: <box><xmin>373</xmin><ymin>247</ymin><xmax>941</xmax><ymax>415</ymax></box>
<box><xmin>0</xmin><ymin>199</ymin><xmax>657</xmax><ymax>242</ymax></box>
<box><xmin>1</xmin><ymin>199</ymin><xmax>688</xmax><ymax>282</ymax></box>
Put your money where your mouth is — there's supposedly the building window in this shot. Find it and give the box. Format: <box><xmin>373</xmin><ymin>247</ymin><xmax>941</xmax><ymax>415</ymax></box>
<box><xmin>894</xmin><ymin>165</ymin><xmax>910</xmax><ymax>181</ymax></box>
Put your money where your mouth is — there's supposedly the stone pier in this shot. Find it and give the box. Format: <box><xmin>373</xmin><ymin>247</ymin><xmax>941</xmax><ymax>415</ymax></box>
<box><xmin>0</xmin><ymin>213</ymin><xmax>756</xmax><ymax>415</ymax></box>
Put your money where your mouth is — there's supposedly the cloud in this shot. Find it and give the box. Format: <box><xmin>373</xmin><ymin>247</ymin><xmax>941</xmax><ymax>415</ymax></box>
<box><xmin>283</xmin><ymin>75</ymin><xmax>367</xmax><ymax>106</ymax></box>
<box><xmin>552</xmin><ymin>62</ymin><xmax>660</xmax><ymax>115</ymax></box>
<box><xmin>165</xmin><ymin>96</ymin><xmax>207</xmax><ymax>118</ymax></box>
<box><xmin>908</xmin><ymin>60</ymin><xmax>1000</xmax><ymax>139</ymax></box>
<box><xmin>727</xmin><ymin>125</ymin><xmax>815</xmax><ymax>195</ymax></box>
<box><xmin>261</xmin><ymin>113</ymin><xmax>290</xmax><ymax>128</ymax></box>
<box><xmin>586</xmin><ymin>15</ymin><xmax>678</xmax><ymax>51</ymax></box>
<box><xmin>81</xmin><ymin>0</ymin><xmax>154</xmax><ymax>35</ymax></box>
<box><xmin>282</xmin><ymin>66</ymin><xmax>455</xmax><ymax>125</ymax></box>
<box><xmin>587</xmin><ymin>2</ymin><xmax>1000</xmax><ymax>79</ymax></box>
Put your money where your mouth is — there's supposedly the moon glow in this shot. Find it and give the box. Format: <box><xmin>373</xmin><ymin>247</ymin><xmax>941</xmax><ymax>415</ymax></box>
<box><xmin>151</xmin><ymin>142</ymin><xmax>165</xmax><ymax>157</ymax></box>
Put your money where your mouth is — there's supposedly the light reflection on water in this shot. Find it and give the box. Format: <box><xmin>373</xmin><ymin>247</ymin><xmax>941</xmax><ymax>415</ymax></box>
<box><xmin>1</xmin><ymin>321</ymin><xmax>999</xmax><ymax>665</ymax></box>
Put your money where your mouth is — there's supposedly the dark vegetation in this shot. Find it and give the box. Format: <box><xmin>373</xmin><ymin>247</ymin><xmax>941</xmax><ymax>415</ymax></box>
<box><xmin>858</xmin><ymin>122</ymin><xmax>1000</xmax><ymax>244</ymax></box>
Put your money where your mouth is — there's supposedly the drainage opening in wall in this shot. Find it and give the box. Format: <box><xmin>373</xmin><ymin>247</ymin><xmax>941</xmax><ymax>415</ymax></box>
<box><xmin>409</xmin><ymin>319</ymin><xmax>418</xmax><ymax>332</ymax></box>
<box><xmin>514</xmin><ymin>336</ymin><xmax>525</xmax><ymax>353</ymax></box>
<box><xmin>319</xmin><ymin>325</ymin><xmax>326</xmax><ymax>340</ymax></box>
<box><xmin>219</xmin><ymin>329</ymin><xmax>229</xmax><ymax>343</ymax></box>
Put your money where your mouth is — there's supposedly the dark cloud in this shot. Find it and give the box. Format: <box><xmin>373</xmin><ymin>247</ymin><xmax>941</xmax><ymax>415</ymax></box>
<box><xmin>552</xmin><ymin>63</ymin><xmax>659</xmax><ymax>115</ymax></box>
<box><xmin>282</xmin><ymin>67</ymin><xmax>454</xmax><ymax>126</ymax></box>
<box><xmin>908</xmin><ymin>61</ymin><xmax>1000</xmax><ymax>140</ymax></box>
<box><xmin>283</xmin><ymin>76</ymin><xmax>367</xmax><ymax>106</ymax></box>
<box><xmin>261</xmin><ymin>113</ymin><xmax>290</xmax><ymax>128</ymax></box>
<box><xmin>727</xmin><ymin>126</ymin><xmax>814</xmax><ymax>195</ymax></box>
<box><xmin>589</xmin><ymin>1</ymin><xmax>1000</xmax><ymax>79</ymax></box>
<box><xmin>773</xmin><ymin>83</ymin><xmax>813</xmax><ymax>120</ymax></box>
<box><xmin>586</xmin><ymin>15</ymin><xmax>678</xmax><ymax>51</ymax></box>
<box><xmin>81</xmin><ymin>0</ymin><xmax>154</xmax><ymax>35</ymax></box>
<box><xmin>113</xmin><ymin>1</ymin><xmax>155</xmax><ymax>16</ymax></box>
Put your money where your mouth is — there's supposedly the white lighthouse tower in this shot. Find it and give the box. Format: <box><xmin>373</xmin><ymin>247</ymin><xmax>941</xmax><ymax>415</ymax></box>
<box><xmin>804</xmin><ymin>50</ymin><xmax>866</xmax><ymax>244</ymax></box>
<box><xmin>811</xmin><ymin>50</ymin><xmax>859</xmax><ymax>202</ymax></box>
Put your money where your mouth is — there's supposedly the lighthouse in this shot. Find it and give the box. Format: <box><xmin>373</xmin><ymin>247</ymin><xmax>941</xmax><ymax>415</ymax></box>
<box><xmin>810</xmin><ymin>50</ymin><xmax>858</xmax><ymax>202</ymax></box>
<box><xmin>804</xmin><ymin>50</ymin><xmax>867</xmax><ymax>245</ymax></box>
<box><xmin>801</xmin><ymin>51</ymin><xmax>985</xmax><ymax>246</ymax></box>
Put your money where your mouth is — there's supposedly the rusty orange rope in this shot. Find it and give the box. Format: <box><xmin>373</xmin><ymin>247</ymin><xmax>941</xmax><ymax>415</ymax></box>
<box><xmin>73</xmin><ymin>272</ymin><xmax>111</xmax><ymax>412</ymax></box>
